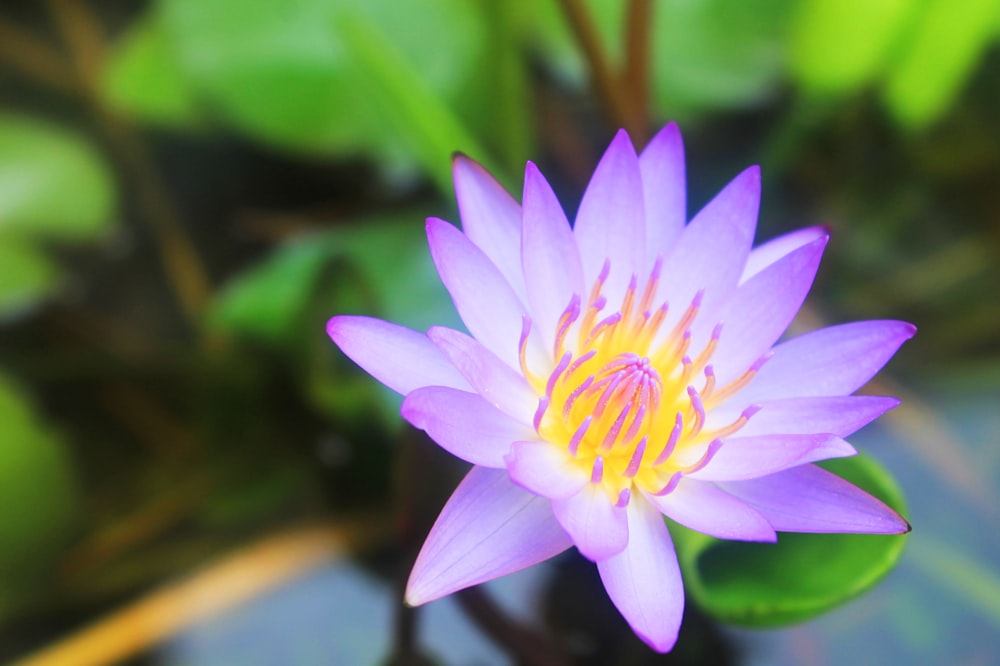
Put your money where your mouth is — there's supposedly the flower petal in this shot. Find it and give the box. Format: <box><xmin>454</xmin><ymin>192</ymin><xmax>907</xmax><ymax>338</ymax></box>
<box><xmin>426</xmin><ymin>217</ymin><xmax>545</xmax><ymax>370</ymax></box>
<box><xmin>737</xmin><ymin>320</ymin><xmax>917</xmax><ymax>403</ymax></box>
<box><xmin>741</xmin><ymin>226</ymin><xmax>828</xmax><ymax>283</ymax></box>
<box><xmin>402</xmin><ymin>387</ymin><xmax>535</xmax><ymax>467</ymax></box>
<box><xmin>452</xmin><ymin>155</ymin><xmax>528</xmax><ymax>302</ymax></box>
<box><xmin>574</xmin><ymin>129</ymin><xmax>646</xmax><ymax>305</ymax></box>
<box><xmin>655</xmin><ymin>166</ymin><xmax>760</xmax><ymax>333</ymax></box>
<box><xmin>702</xmin><ymin>234</ymin><xmax>828</xmax><ymax>387</ymax></box>
<box><xmin>687</xmin><ymin>434</ymin><xmax>856</xmax><ymax>482</ymax></box>
<box><xmin>327</xmin><ymin>315</ymin><xmax>469</xmax><ymax>395</ymax></box>
<box><xmin>639</xmin><ymin>122</ymin><xmax>686</xmax><ymax>265</ymax></box>
<box><xmin>597</xmin><ymin>498</ymin><xmax>684</xmax><ymax>653</ymax></box>
<box><xmin>406</xmin><ymin>466</ymin><xmax>572</xmax><ymax>605</ymax></box>
<box><xmin>428</xmin><ymin>326</ymin><xmax>538</xmax><ymax>423</ymax></box>
<box><xmin>506</xmin><ymin>440</ymin><xmax>589</xmax><ymax>499</ymax></box>
<box><xmin>721</xmin><ymin>395</ymin><xmax>900</xmax><ymax>438</ymax></box>
<box><xmin>721</xmin><ymin>464</ymin><xmax>910</xmax><ymax>534</ymax></box>
<box><xmin>552</xmin><ymin>484</ymin><xmax>628</xmax><ymax>561</ymax></box>
<box><xmin>521</xmin><ymin>161</ymin><xmax>586</xmax><ymax>345</ymax></box>
<box><xmin>645</xmin><ymin>478</ymin><xmax>776</xmax><ymax>542</ymax></box>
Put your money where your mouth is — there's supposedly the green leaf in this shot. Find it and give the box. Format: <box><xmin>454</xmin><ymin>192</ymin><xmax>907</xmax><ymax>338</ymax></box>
<box><xmin>790</xmin><ymin>0</ymin><xmax>913</xmax><ymax>94</ymax></box>
<box><xmin>0</xmin><ymin>114</ymin><xmax>116</xmax><ymax>241</ymax></box>
<box><xmin>208</xmin><ymin>212</ymin><xmax>457</xmax><ymax>344</ymax></box>
<box><xmin>208</xmin><ymin>238</ymin><xmax>329</xmax><ymax>344</ymax></box>
<box><xmin>652</xmin><ymin>0</ymin><xmax>794</xmax><ymax>113</ymax></box>
<box><xmin>0</xmin><ymin>236</ymin><xmax>61</xmax><ymax>318</ymax></box>
<box><xmin>100</xmin><ymin>13</ymin><xmax>203</xmax><ymax>128</ymax></box>
<box><xmin>882</xmin><ymin>0</ymin><xmax>999</xmax><ymax>129</ymax></box>
<box><xmin>155</xmin><ymin>0</ymin><xmax>485</xmax><ymax>162</ymax></box>
<box><xmin>334</xmin><ymin>11</ymin><xmax>503</xmax><ymax>194</ymax></box>
<box><xmin>671</xmin><ymin>453</ymin><xmax>909</xmax><ymax>627</ymax></box>
<box><xmin>0</xmin><ymin>372</ymin><xmax>77</xmax><ymax>600</ymax></box>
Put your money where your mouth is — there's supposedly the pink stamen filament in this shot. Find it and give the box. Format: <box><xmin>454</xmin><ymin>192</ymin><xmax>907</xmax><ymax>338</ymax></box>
<box><xmin>654</xmin><ymin>413</ymin><xmax>684</xmax><ymax>465</ymax></box>
<box><xmin>652</xmin><ymin>471</ymin><xmax>683</xmax><ymax>496</ymax></box>
<box><xmin>533</xmin><ymin>396</ymin><xmax>549</xmax><ymax>432</ymax></box>
<box><xmin>624</xmin><ymin>436</ymin><xmax>648</xmax><ymax>477</ymax></box>
<box><xmin>568</xmin><ymin>416</ymin><xmax>592</xmax><ymax>456</ymax></box>
<box><xmin>599</xmin><ymin>401</ymin><xmax>633</xmax><ymax>452</ymax></box>
<box><xmin>590</xmin><ymin>455</ymin><xmax>605</xmax><ymax>483</ymax></box>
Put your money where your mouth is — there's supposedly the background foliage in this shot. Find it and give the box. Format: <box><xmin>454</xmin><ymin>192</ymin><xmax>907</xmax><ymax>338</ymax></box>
<box><xmin>0</xmin><ymin>0</ymin><xmax>998</xmax><ymax>664</ymax></box>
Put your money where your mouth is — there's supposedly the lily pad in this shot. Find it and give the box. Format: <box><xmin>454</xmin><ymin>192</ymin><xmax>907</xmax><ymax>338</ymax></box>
<box><xmin>670</xmin><ymin>453</ymin><xmax>909</xmax><ymax>627</ymax></box>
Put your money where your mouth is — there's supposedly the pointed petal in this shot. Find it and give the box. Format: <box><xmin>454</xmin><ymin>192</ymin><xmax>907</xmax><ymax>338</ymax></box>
<box><xmin>428</xmin><ymin>326</ymin><xmax>538</xmax><ymax>422</ymax></box>
<box><xmin>452</xmin><ymin>155</ymin><xmax>528</xmax><ymax>302</ymax></box>
<box><xmin>688</xmin><ymin>434</ymin><xmax>856</xmax><ymax>481</ymax></box>
<box><xmin>426</xmin><ymin>217</ymin><xmax>546</xmax><ymax>370</ymax></box>
<box><xmin>721</xmin><ymin>464</ymin><xmax>910</xmax><ymax>534</ymax></box>
<box><xmin>645</xmin><ymin>479</ymin><xmax>776</xmax><ymax>542</ymax></box>
<box><xmin>506</xmin><ymin>440</ymin><xmax>588</xmax><ymax>499</ymax></box>
<box><xmin>703</xmin><ymin>235</ymin><xmax>828</xmax><ymax>387</ymax></box>
<box><xmin>521</xmin><ymin>162</ymin><xmax>586</xmax><ymax>345</ymax></box>
<box><xmin>327</xmin><ymin>316</ymin><xmax>469</xmax><ymax>395</ymax></box>
<box><xmin>655</xmin><ymin>166</ymin><xmax>760</xmax><ymax>333</ymax></box>
<box><xmin>402</xmin><ymin>387</ymin><xmax>534</xmax><ymax>467</ymax></box>
<box><xmin>574</xmin><ymin>129</ymin><xmax>646</xmax><ymax>305</ymax></box>
<box><xmin>741</xmin><ymin>226</ymin><xmax>828</xmax><ymax>283</ymax></box>
<box><xmin>720</xmin><ymin>395</ymin><xmax>900</xmax><ymax>438</ymax></box>
<box><xmin>597</xmin><ymin>499</ymin><xmax>684</xmax><ymax>653</ymax></box>
<box><xmin>552</xmin><ymin>484</ymin><xmax>628</xmax><ymax>561</ymax></box>
<box><xmin>737</xmin><ymin>320</ymin><xmax>917</xmax><ymax>403</ymax></box>
<box><xmin>639</xmin><ymin>122</ymin><xmax>686</xmax><ymax>264</ymax></box>
<box><xmin>406</xmin><ymin>467</ymin><xmax>572</xmax><ymax>605</ymax></box>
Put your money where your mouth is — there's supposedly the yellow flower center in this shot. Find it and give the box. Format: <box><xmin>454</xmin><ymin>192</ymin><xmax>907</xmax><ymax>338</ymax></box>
<box><xmin>519</xmin><ymin>258</ymin><xmax>764</xmax><ymax>504</ymax></box>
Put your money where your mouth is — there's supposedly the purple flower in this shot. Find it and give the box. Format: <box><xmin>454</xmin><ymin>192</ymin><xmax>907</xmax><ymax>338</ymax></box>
<box><xmin>327</xmin><ymin>124</ymin><xmax>912</xmax><ymax>652</ymax></box>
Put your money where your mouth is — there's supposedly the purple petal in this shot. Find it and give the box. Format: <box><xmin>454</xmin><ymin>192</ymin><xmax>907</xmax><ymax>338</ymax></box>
<box><xmin>521</xmin><ymin>162</ymin><xmax>586</xmax><ymax>346</ymax></box>
<box><xmin>721</xmin><ymin>464</ymin><xmax>910</xmax><ymax>534</ymax></box>
<box><xmin>597</xmin><ymin>499</ymin><xmax>684</xmax><ymax>653</ymax></box>
<box><xmin>402</xmin><ymin>387</ymin><xmax>535</xmax><ymax>467</ymax></box>
<box><xmin>452</xmin><ymin>155</ymin><xmax>528</xmax><ymax>303</ymax></box>
<box><xmin>327</xmin><ymin>315</ymin><xmax>469</xmax><ymax>395</ymax></box>
<box><xmin>723</xmin><ymin>395</ymin><xmax>900</xmax><ymax>438</ymax></box>
<box><xmin>741</xmin><ymin>226</ymin><xmax>828</xmax><ymax>283</ymax></box>
<box><xmin>506</xmin><ymin>440</ymin><xmax>588</xmax><ymax>499</ymax></box>
<box><xmin>687</xmin><ymin>434</ymin><xmax>856</xmax><ymax>481</ymax></box>
<box><xmin>573</xmin><ymin>129</ymin><xmax>646</xmax><ymax>305</ymax></box>
<box><xmin>406</xmin><ymin>467</ymin><xmax>572</xmax><ymax>605</ymax></box>
<box><xmin>552</xmin><ymin>484</ymin><xmax>629</xmax><ymax>561</ymax></box>
<box><xmin>426</xmin><ymin>217</ymin><xmax>545</xmax><ymax>370</ymax></box>
<box><xmin>428</xmin><ymin>326</ymin><xmax>539</xmax><ymax>422</ymax></box>
<box><xmin>736</xmin><ymin>320</ymin><xmax>917</xmax><ymax>403</ymax></box>
<box><xmin>701</xmin><ymin>235</ymin><xmax>827</xmax><ymax>387</ymax></box>
<box><xmin>655</xmin><ymin>166</ymin><xmax>760</xmax><ymax>334</ymax></box>
<box><xmin>644</xmin><ymin>478</ymin><xmax>776</xmax><ymax>542</ymax></box>
<box><xmin>639</xmin><ymin>122</ymin><xmax>686</xmax><ymax>264</ymax></box>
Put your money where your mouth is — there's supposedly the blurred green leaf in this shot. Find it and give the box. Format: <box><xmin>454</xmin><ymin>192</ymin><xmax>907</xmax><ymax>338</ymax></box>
<box><xmin>335</xmin><ymin>11</ymin><xmax>502</xmax><ymax>194</ymax></box>
<box><xmin>0</xmin><ymin>372</ymin><xmax>76</xmax><ymax>611</ymax></box>
<box><xmin>143</xmin><ymin>0</ymin><xmax>484</xmax><ymax>165</ymax></box>
<box><xmin>0</xmin><ymin>114</ymin><xmax>116</xmax><ymax>241</ymax></box>
<box><xmin>882</xmin><ymin>0</ymin><xmax>999</xmax><ymax>129</ymax></box>
<box><xmin>652</xmin><ymin>0</ymin><xmax>794</xmax><ymax>113</ymax></box>
<box><xmin>671</xmin><ymin>453</ymin><xmax>909</xmax><ymax>627</ymax></box>
<box><xmin>0</xmin><ymin>237</ymin><xmax>61</xmax><ymax>318</ymax></box>
<box><xmin>208</xmin><ymin>212</ymin><xmax>457</xmax><ymax>344</ymax></box>
<box><xmin>100</xmin><ymin>13</ymin><xmax>203</xmax><ymax>128</ymax></box>
<box><xmin>208</xmin><ymin>238</ymin><xmax>328</xmax><ymax>344</ymax></box>
<box><xmin>791</xmin><ymin>0</ymin><xmax>913</xmax><ymax>94</ymax></box>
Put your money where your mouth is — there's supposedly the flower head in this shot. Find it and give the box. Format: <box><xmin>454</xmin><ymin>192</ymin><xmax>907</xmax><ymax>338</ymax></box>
<box><xmin>328</xmin><ymin>124</ymin><xmax>912</xmax><ymax>652</ymax></box>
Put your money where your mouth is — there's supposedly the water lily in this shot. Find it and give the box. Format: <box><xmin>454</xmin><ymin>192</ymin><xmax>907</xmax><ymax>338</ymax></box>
<box><xmin>327</xmin><ymin>124</ymin><xmax>912</xmax><ymax>652</ymax></box>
